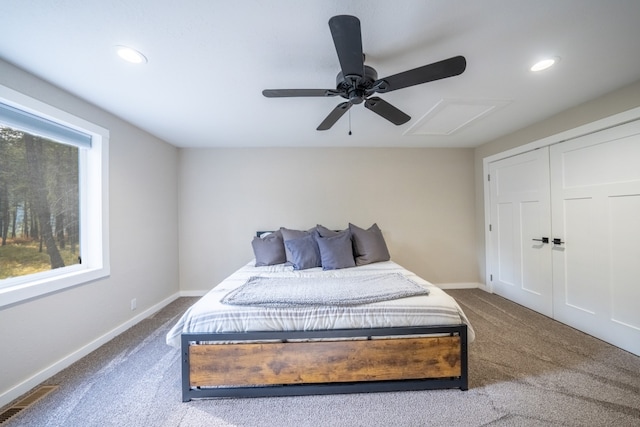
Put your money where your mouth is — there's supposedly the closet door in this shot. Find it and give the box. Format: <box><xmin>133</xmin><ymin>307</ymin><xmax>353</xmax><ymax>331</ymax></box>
<box><xmin>550</xmin><ymin>120</ymin><xmax>640</xmax><ymax>356</ymax></box>
<box><xmin>489</xmin><ymin>147</ymin><xmax>553</xmax><ymax>316</ymax></box>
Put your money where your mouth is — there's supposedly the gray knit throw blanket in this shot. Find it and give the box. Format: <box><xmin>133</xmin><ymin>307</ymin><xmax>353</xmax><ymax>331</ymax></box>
<box><xmin>220</xmin><ymin>273</ymin><xmax>429</xmax><ymax>307</ymax></box>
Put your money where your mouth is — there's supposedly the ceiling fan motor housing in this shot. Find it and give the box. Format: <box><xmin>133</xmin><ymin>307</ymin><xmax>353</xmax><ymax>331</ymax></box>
<box><xmin>336</xmin><ymin>65</ymin><xmax>378</xmax><ymax>104</ymax></box>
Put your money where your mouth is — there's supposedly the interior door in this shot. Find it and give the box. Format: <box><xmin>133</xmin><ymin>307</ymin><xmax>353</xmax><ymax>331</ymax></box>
<box><xmin>550</xmin><ymin>120</ymin><xmax>640</xmax><ymax>356</ymax></box>
<box><xmin>489</xmin><ymin>147</ymin><xmax>553</xmax><ymax>316</ymax></box>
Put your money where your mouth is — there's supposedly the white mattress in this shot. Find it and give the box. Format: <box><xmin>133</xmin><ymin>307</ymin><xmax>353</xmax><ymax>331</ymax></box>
<box><xmin>166</xmin><ymin>260</ymin><xmax>475</xmax><ymax>348</ymax></box>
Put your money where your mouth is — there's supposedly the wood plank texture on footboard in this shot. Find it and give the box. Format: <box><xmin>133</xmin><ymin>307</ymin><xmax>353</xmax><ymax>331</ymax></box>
<box><xmin>181</xmin><ymin>325</ymin><xmax>468</xmax><ymax>400</ymax></box>
<box><xmin>189</xmin><ymin>336</ymin><xmax>461</xmax><ymax>387</ymax></box>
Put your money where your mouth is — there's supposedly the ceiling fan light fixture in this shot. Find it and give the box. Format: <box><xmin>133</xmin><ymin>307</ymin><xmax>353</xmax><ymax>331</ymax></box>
<box><xmin>115</xmin><ymin>45</ymin><xmax>147</xmax><ymax>64</ymax></box>
<box><xmin>530</xmin><ymin>57</ymin><xmax>558</xmax><ymax>72</ymax></box>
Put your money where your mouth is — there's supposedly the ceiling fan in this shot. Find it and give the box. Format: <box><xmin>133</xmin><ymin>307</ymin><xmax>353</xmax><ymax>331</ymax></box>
<box><xmin>262</xmin><ymin>15</ymin><xmax>467</xmax><ymax>131</ymax></box>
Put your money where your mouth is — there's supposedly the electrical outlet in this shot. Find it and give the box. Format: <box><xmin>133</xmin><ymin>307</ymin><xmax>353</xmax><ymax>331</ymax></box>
<box><xmin>131</xmin><ymin>298</ymin><xmax>137</xmax><ymax>311</ymax></box>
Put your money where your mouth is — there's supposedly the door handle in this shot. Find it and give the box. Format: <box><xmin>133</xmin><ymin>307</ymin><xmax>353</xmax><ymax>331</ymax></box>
<box><xmin>532</xmin><ymin>237</ymin><xmax>549</xmax><ymax>244</ymax></box>
<box><xmin>553</xmin><ymin>238</ymin><xmax>564</xmax><ymax>245</ymax></box>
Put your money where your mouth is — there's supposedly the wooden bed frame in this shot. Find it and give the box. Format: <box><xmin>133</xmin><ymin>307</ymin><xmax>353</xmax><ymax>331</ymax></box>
<box><xmin>180</xmin><ymin>230</ymin><xmax>469</xmax><ymax>401</ymax></box>
<box><xmin>181</xmin><ymin>324</ymin><xmax>468</xmax><ymax>401</ymax></box>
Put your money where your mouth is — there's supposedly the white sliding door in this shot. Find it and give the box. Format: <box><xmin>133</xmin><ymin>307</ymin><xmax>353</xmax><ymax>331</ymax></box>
<box><xmin>550</xmin><ymin>120</ymin><xmax>640</xmax><ymax>356</ymax></box>
<box><xmin>488</xmin><ymin>147</ymin><xmax>553</xmax><ymax>317</ymax></box>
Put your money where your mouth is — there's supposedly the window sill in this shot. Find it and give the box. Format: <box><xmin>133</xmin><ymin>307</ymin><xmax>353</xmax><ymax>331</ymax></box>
<box><xmin>0</xmin><ymin>265</ymin><xmax>110</xmax><ymax>309</ymax></box>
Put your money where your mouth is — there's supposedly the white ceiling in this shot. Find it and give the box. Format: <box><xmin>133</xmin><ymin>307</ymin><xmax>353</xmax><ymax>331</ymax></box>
<box><xmin>2</xmin><ymin>0</ymin><xmax>640</xmax><ymax>148</ymax></box>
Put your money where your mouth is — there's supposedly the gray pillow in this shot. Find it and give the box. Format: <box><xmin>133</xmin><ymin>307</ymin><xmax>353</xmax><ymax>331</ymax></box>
<box><xmin>348</xmin><ymin>223</ymin><xmax>391</xmax><ymax>266</ymax></box>
<box><xmin>316</xmin><ymin>230</ymin><xmax>355</xmax><ymax>270</ymax></box>
<box><xmin>284</xmin><ymin>232</ymin><xmax>321</xmax><ymax>270</ymax></box>
<box><xmin>316</xmin><ymin>224</ymin><xmax>342</xmax><ymax>237</ymax></box>
<box><xmin>251</xmin><ymin>230</ymin><xmax>286</xmax><ymax>266</ymax></box>
<box><xmin>280</xmin><ymin>227</ymin><xmax>315</xmax><ymax>264</ymax></box>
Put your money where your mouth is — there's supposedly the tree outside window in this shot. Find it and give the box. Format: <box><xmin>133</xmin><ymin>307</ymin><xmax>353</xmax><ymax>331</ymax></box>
<box><xmin>0</xmin><ymin>126</ymin><xmax>81</xmax><ymax>279</ymax></box>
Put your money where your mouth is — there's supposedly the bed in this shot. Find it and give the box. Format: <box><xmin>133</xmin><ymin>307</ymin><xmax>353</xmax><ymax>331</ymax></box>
<box><xmin>166</xmin><ymin>225</ymin><xmax>475</xmax><ymax>401</ymax></box>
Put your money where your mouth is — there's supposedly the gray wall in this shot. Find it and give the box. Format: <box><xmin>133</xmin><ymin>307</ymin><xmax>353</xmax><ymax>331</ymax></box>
<box><xmin>178</xmin><ymin>147</ymin><xmax>478</xmax><ymax>291</ymax></box>
<box><xmin>0</xmin><ymin>59</ymin><xmax>180</xmax><ymax>406</ymax></box>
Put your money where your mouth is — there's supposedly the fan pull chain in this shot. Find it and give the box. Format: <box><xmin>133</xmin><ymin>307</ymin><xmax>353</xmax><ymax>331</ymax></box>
<box><xmin>348</xmin><ymin>109</ymin><xmax>352</xmax><ymax>135</ymax></box>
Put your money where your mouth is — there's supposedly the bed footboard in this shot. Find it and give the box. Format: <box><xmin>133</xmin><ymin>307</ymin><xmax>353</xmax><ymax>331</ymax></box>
<box><xmin>181</xmin><ymin>325</ymin><xmax>468</xmax><ymax>401</ymax></box>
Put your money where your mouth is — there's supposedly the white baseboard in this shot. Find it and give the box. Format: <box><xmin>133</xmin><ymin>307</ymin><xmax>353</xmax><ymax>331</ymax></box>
<box><xmin>179</xmin><ymin>290</ymin><xmax>208</xmax><ymax>297</ymax></box>
<box><xmin>476</xmin><ymin>282</ymin><xmax>491</xmax><ymax>293</ymax></box>
<box><xmin>0</xmin><ymin>292</ymin><xmax>180</xmax><ymax>409</ymax></box>
<box><xmin>434</xmin><ymin>282</ymin><xmax>482</xmax><ymax>290</ymax></box>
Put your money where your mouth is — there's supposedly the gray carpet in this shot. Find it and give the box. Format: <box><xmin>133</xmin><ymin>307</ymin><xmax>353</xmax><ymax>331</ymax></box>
<box><xmin>4</xmin><ymin>290</ymin><xmax>640</xmax><ymax>426</ymax></box>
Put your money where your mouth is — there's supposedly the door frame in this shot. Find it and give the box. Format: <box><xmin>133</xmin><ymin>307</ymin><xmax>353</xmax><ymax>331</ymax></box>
<box><xmin>482</xmin><ymin>106</ymin><xmax>640</xmax><ymax>292</ymax></box>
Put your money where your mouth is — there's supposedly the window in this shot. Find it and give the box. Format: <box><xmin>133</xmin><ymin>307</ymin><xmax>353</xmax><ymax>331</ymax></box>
<box><xmin>0</xmin><ymin>85</ymin><xmax>109</xmax><ymax>307</ymax></box>
<box><xmin>0</xmin><ymin>129</ymin><xmax>81</xmax><ymax>275</ymax></box>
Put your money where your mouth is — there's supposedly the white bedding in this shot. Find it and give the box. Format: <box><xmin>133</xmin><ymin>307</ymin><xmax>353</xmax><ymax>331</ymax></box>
<box><xmin>165</xmin><ymin>260</ymin><xmax>475</xmax><ymax>348</ymax></box>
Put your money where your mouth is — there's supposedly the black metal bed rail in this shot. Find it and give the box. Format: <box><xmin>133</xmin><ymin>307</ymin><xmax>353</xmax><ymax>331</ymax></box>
<box><xmin>181</xmin><ymin>324</ymin><xmax>468</xmax><ymax>401</ymax></box>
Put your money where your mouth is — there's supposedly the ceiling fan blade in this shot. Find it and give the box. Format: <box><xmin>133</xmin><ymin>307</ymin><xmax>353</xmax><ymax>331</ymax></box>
<box><xmin>262</xmin><ymin>89</ymin><xmax>339</xmax><ymax>97</ymax></box>
<box><xmin>374</xmin><ymin>55</ymin><xmax>466</xmax><ymax>93</ymax></box>
<box><xmin>317</xmin><ymin>102</ymin><xmax>352</xmax><ymax>131</ymax></box>
<box><xmin>329</xmin><ymin>15</ymin><xmax>364</xmax><ymax>78</ymax></box>
<box><xmin>364</xmin><ymin>97</ymin><xmax>411</xmax><ymax>125</ymax></box>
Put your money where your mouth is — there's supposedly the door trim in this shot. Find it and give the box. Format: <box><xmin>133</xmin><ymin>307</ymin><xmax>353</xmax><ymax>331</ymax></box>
<box><xmin>483</xmin><ymin>106</ymin><xmax>640</xmax><ymax>291</ymax></box>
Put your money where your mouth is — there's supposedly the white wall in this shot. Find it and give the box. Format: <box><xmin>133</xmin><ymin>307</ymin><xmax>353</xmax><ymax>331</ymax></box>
<box><xmin>473</xmin><ymin>79</ymin><xmax>640</xmax><ymax>282</ymax></box>
<box><xmin>0</xmin><ymin>59</ymin><xmax>180</xmax><ymax>406</ymax></box>
<box><xmin>178</xmin><ymin>147</ymin><xmax>478</xmax><ymax>292</ymax></box>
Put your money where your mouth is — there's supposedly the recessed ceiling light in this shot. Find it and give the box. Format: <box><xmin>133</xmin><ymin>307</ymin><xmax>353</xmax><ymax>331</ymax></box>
<box><xmin>530</xmin><ymin>57</ymin><xmax>558</xmax><ymax>72</ymax></box>
<box><xmin>115</xmin><ymin>46</ymin><xmax>147</xmax><ymax>64</ymax></box>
